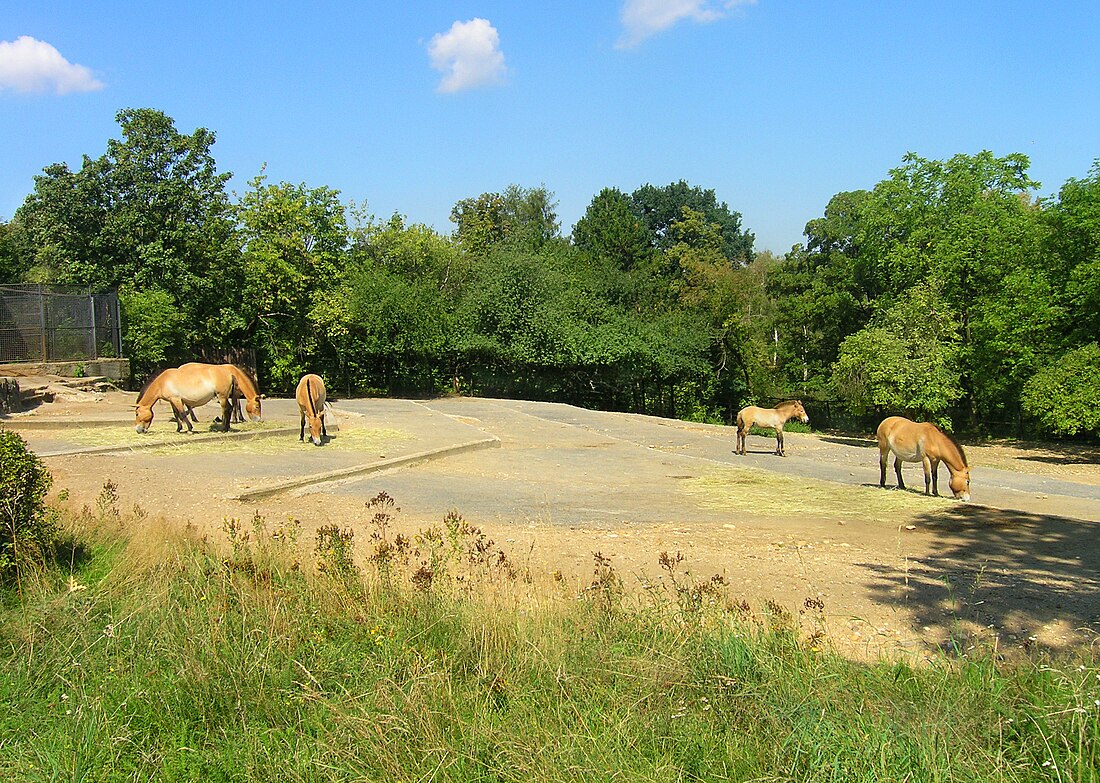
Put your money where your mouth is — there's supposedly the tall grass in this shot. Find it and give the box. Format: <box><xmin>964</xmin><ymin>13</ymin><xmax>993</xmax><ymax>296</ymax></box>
<box><xmin>1</xmin><ymin>487</ymin><xmax>1097</xmax><ymax>782</ymax></box>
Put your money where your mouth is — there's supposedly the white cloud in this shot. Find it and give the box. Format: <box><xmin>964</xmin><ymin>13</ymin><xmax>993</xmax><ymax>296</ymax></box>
<box><xmin>428</xmin><ymin>18</ymin><xmax>507</xmax><ymax>94</ymax></box>
<box><xmin>0</xmin><ymin>36</ymin><xmax>104</xmax><ymax>95</ymax></box>
<box><xmin>617</xmin><ymin>0</ymin><xmax>756</xmax><ymax>49</ymax></box>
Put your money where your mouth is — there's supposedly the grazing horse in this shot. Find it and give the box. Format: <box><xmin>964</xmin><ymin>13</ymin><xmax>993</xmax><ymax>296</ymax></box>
<box><xmin>877</xmin><ymin>416</ymin><xmax>970</xmax><ymax>501</ymax></box>
<box><xmin>135</xmin><ymin>365</ymin><xmax>237</xmax><ymax>434</ymax></box>
<box><xmin>296</xmin><ymin>373</ymin><xmax>328</xmax><ymax>446</ymax></box>
<box><xmin>180</xmin><ymin>363</ymin><xmax>262</xmax><ymax>423</ymax></box>
<box><xmin>735</xmin><ymin>400</ymin><xmax>810</xmax><ymax>457</ymax></box>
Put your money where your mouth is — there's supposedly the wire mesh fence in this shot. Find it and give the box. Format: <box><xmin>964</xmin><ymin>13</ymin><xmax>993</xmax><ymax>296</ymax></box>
<box><xmin>0</xmin><ymin>285</ymin><xmax>122</xmax><ymax>363</ymax></box>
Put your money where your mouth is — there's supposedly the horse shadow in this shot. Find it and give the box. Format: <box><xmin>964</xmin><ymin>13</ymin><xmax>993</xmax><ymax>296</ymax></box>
<box><xmin>817</xmin><ymin>434</ymin><xmax>876</xmax><ymax>448</ymax></box>
<box><xmin>857</xmin><ymin>503</ymin><xmax>1100</xmax><ymax>654</ymax></box>
<box><xmin>1019</xmin><ymin>447</ymin><xmax>1100</xmax><ymax>466</ymax></box>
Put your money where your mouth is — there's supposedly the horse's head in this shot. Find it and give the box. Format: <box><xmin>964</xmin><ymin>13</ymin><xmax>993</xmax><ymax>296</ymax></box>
<box><xmin>135</xmin><ymin>404</ymin><xmax>154</xmax><ymax>433</ymax></box>
<box><xmin>793</xmin><ymin>400</ymin><xmax>809</xmax><ymax>424</ymax></box>
<box><xmin>306</xmin><ymin>412</ymin><xmax>324</xmax><ymax>446</ymax></box>
<box><xmin>245</xmin><ymin>396</ymin><xmax>262</xmax><ymax>421</ymax></box>
<box><xmin>949</xmin><ymin>467</ymin><xmax>971</xmax><ymax>501</ymax></box>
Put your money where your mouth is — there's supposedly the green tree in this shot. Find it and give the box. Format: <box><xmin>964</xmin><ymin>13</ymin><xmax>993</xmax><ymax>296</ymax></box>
<box><xmin>572</xmin><ymin>188</ymin><xmax>653</xmax><ymax>271</ymax></box>
<box><xmin>237</xmin><ymin>175</ymin><xmax>348</xmax><ymax>390</ymax></box>
<box><xmin>767</xmin><ymin>191</ymin><xmax>874</xmax><ymax>396</ymax></box>
<box><xmin>1044</xmin><ymin>161</ymin><xmax>1100</xmax><ymax>344</ymax></box>
<box><xmin>352</xmin><ymin>213</ymin><xmax>466</xmax><ymax>296</ymax></box>
<box><xmin>1020</xmin><ymin>343</ymin><xmax>1100</xmax><ymax>436</ymax></box>
<box><xmin>630</xmin><ymin>180</ymin><xmax>754</xmax><ymax>265</ymax></box>
<box><xmin>450</xmin><ymin>185</ymin><xmax>560</xmax><ymax>256</ymax></box>
<box><xmin>0</xmin><ymin>220</ymin><xmax>32</xmax><ymax>282</ymax></box>
<box><xmin>832</xmin><ymin>283</ymin><xmax>963</xmax><ymax>421</ymax></box>
<box><xmin>774</xmin><ymin>153</ymin><xmax>1050</xmax><ymax>425</ymax></box>
<box><xmin>314</xmin><ymin>215</ymin><xmax>459</xmax><ymax>394</ymax></box>
<box><xmin>14</xmin><ymin>108</ymin><xmax>239</xmax><ymax>373</ymax></box>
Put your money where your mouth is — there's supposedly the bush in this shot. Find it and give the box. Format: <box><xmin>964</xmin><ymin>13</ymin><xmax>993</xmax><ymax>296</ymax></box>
<box><xmin>1021</xmin><ymin>343</ymin><xmax>1100</xmax><ymax>436</ymax></box>
<box><xmin>0</xmin><ymin>428</ymin><xmax>55</xmax><ymax>579</ymax></box>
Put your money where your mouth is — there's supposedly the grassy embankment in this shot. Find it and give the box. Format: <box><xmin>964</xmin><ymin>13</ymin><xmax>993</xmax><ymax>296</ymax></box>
<box><xmin>1</xmin><ymin>484</ymin><xmax>1097</xmax><ymax>782</ymax></box>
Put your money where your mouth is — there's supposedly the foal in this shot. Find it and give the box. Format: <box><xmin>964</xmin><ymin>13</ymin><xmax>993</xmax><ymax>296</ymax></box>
<box><xmin>735</xmin><ymin>400</ymin><xmax>810</xmax><ymax>457</ymax></box>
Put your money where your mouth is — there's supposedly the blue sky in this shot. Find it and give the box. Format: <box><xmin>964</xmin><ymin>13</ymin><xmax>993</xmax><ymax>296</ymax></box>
<box><xmin>2</xmin><ymin>1</ymin><xmax>1098</xmax><ymax>254</ymax></box>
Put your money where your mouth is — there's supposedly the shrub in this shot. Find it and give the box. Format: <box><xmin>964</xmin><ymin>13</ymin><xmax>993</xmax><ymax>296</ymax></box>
<box><xmin>1021</xmin><ymin>343</ymin><xmax>1100</xmax><ymax>436</ymax></box>
<box><xmin>0</xmin><ymin>428</ymin><xmax>55</xmax><ymax>580</ymax></box>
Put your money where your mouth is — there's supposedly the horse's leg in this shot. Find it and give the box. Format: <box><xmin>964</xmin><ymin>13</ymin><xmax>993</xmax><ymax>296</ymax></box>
<box><xmin>321</xmin><ymin>411</ymin><xmax>328</xmax><ymax>441</ymax></box>
<box><xmin>921</xmin><ymin>456</ymin><xmax>933</xmax><ymax>495</ymax></box>
<box><xmin>187</xmin><ymin>405</ymin><xmax>198</xmax><ymax>422</ymax></box>
<box><xmin>170</xmin><ymin>404</ymin><xmax>184</xmax><ymax>433</ymax></box>
<box><xmin>299</xmin><ymin>412</ymin><xmax>306</xmax><ymax>442</ymax></box>
<box><xmin>775</xmin><ymin>427</ymin><xmax>784</xmax><ymax>456</ymax></box>
<box><xmin>879</xmin><ymin>446</ymin><xmax>889</xmax><ymax>488</ymax></box>
<box><xmin>169</xmin><ymin>398</ymin><xmax>191</xmax><ymax>433</ymax></box>
<box><xmin>930</xmin><ymin>459</ymin><xmax>940</xmax><ymax>496</ymax></box>
<box><xmin>894</xmin><ymin>456</ymin><xmax>906</xmax><ymax>490</ymax></box>
<box><xmin>219</xmin><ymin>394</ymin><xmax>232</xmax><ymax>432</ymax></box>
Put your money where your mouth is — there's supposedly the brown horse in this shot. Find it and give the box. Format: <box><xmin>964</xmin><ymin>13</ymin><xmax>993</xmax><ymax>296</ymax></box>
<box><xmin>296</xmin><ymin>373</ymin><xmax>328</xmax><ymax>446</ymax></box>
<box><xmin>877</xmin><ymin>416</ymin><xmax>970</xmax><ymax>501</ymax></box>
<box><xmin>735</xmin><ymin>400</ymin><xmax>809</xmax><ymax>456</ymax></box>
<box><xmin>135</xmin><ymin>364</ymin><xmax>237</xmax><ymax>434</ymax></box>
<box><xmin>180</xmin><ymin>363</ymin><xmax>262</xmax><ymax>423</ymax></box>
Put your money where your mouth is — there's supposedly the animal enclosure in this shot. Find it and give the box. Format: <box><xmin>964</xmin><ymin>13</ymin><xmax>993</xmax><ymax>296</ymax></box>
<box><xmin>0</xmin><ymin>284</ymin><xmax>122</xmax><ymax>363</ymax></box>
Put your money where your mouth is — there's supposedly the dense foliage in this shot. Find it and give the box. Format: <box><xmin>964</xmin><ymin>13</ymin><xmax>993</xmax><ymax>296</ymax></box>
<box><xmin>2</xmin><ymin>108</ymin><xmax>1098</xmax><ymax>436</ymax></box>
<box><xmin>0</xmin><ymin>429</ymin><xmax>54</xmax><ymax>580</ymax></box>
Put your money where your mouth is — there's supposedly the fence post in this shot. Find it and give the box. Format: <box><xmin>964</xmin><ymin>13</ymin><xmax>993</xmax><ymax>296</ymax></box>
<box><xmin>89</xmin><ymin>289</ymin><xmax>98</xmax><ymax>359</ymax></box>
<box><xmin>38</xmin><ymin>285</ymin><xmax>48</xmax><ymax>361</ymax></box>
<box><xmin>114</xmin><ymin>293</ymin><xmax>122</xmax><ymax>356</ymax></box>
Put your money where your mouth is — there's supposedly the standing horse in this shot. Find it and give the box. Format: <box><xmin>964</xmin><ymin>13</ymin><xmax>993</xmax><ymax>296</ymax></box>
<box><xmin>135</xmin><ymin>365</ymin><xmax>237</xmax><ymax>434</ymax></box>
<box><xmin>296</xmin><ymin>373</ymin><xmax>328</xmax><ymax>446</ymax></box>
<box><xmin>735</xmin><ymin>400</ymin><xmax>809</xmax><ymax>456</ymax></box>
<box><xmin>877</xmin><ymin>416</ymin><xmax>970</xmax><ymax>500</ymax></box>
<box><xmin>180</xmin><ymin>363</ymin><xmax>262</xmax><ymax>423</ymax></box>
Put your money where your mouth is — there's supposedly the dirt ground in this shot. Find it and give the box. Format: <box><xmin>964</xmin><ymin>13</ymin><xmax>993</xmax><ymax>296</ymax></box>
<box><xmin>6</xmin><ymin>387</ymin><xmax>1099</xmax><ymax>662</ymax></box>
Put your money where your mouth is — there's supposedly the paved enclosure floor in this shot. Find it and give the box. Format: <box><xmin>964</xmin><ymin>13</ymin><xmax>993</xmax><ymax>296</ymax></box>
<box><xmin>6</xmin><ymin>393</ymin><xmax>1099</xmax><ymax>659</ymax></box>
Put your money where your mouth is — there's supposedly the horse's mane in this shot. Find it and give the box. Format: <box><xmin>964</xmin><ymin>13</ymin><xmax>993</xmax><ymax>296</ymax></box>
<box><xmin>135</xmin><ymin>369</ymin><xmax>168</xmax><ymax>403</ymax></box>
<box><xmin>230</xmin><ymin>364</ymin><xmax>260</xmax><ymax>396</ymax></box>
<box><xmin>933</xmin><ymin>424</ymin><xmax>968</xmax><ymax>466</ymax></box>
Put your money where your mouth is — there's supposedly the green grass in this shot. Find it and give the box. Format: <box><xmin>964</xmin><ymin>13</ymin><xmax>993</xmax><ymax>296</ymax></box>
<box><xmin>1</xmin><ymin>497</ymin><xmax>1097</xmax><ymax>782</ymax></box>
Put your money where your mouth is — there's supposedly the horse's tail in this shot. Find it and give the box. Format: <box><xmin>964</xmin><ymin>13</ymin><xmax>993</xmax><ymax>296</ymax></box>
<box><xmin>736</xmin><ymin>410</ymin><xmax>746</xmax><ymax>431</ymax></box>
<box><xmin>228</xmin><ymin>373</ymin><xmax>238</xmax><ymax>404</ymax></box>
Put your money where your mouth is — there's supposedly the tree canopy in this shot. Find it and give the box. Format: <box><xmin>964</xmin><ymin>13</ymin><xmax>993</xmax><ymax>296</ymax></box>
<box><xmin>4</xmin><ymin>111</ymin><xmax>1098</xmax><ymax>438</ymax></box>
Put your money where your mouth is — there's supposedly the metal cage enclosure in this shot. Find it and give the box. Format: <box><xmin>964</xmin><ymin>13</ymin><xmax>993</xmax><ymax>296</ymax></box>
<box><xmin>0</xmin><ymin>285</ymin><xmax>122</xmax><ymax>363</ymax></box>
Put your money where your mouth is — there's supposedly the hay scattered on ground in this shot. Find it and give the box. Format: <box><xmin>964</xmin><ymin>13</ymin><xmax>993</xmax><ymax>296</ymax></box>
<box><xmin>147</xmin><ymin>424</ymin><xmax>408</xmax><ymax>456</ymax></box>
<box><xmin>681</xmin><ymin>465</ymin><xmax>954</xmax><ymax>522</ymax></box>
<box><xmin>49</xmin><ymin>421</ymin><xmax>409</xmax><ymax>457</ymax></box>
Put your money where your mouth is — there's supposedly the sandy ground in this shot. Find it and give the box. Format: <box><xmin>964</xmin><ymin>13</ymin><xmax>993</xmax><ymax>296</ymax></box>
<box><xmin>5</xmin><ymin>388</ymin><xmax>1099</xmax><ymax>661</ymax></box>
